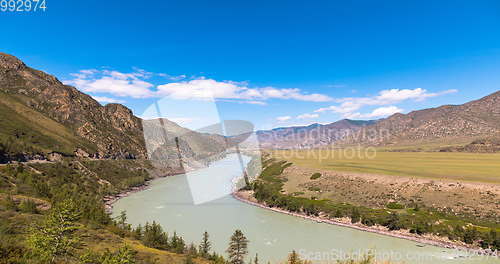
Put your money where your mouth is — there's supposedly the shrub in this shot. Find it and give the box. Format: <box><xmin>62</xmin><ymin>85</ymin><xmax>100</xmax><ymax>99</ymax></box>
<box><xmin>385</xmin><ymin>213</ymin><xmax>402</xmax><ymax>231</ymax></box>
<box><xmin>362</xmin><ymin>217</ymin><xmax>376</xmax><ymax>226</ymax></box>
<box><xmin>1</xmin><ymin>195</ymin><xmax>17</xmax><ymax>211</ymax></box>
<box><xmin>386</xmin><ymin>202</ymin><xmax>404</xmax><ymax>209</ymax></box>
<box><xmin>310</xmin><ymin>173</ymin><xmax>321</xmax><ymax>180</ymax></box>
<box><xmin>307</xmin><ymin>186</ymin><xmax>321</xmax><ymax>192</ymax></box>
<box><xmin>19</xmin><ymin>199</ymin><xmax>38</xmax><ymax>214</ymax></box>
<box><xmin>351</xmin><ymin>209</ymin><xmax>361</xmax><ymax>223</ymax></box>
<box><xmin>79</xmin><ymin>245</ymin><xmax>137</xmax><ymax>264</ymax></box>
<box><xmin>333</xmin><ymin>209</ymin><xmax>343</xmax><ymax>218</ymax></box>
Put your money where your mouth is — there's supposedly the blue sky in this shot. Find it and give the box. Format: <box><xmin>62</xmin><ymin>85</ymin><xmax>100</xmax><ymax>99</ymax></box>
<box><xmin>1</xmin><ymin>0</ymin><xmax>500</xmax><ymax>130</ymax></box>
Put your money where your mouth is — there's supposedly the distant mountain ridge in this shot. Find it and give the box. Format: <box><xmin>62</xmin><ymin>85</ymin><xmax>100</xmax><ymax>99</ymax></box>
<box><xmin>342</xmin><ymin>90</ymin><xmax>500</xmax><ymax>150</ymax></box>
<box><xmin>256</xmin><ymin>91</ymin><xmax>500</xmax><ymax>151</ymax></box>
<box><xmin>256</xmin><ymin>119</ymin><xmax>376</xmax><ymax>149</ymax></box>
<box><xmin>2</xmin><ymin>52</ymin><xmax>499</xmax><ymax>159</ymax></box>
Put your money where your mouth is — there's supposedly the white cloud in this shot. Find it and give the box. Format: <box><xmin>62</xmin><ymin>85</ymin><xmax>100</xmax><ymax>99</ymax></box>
<box><xmin>157</xmin><ymin>73</ymin><xmax>187</xmax><ymax>81</ymax></box>
<box><xmin>157</xmin><ymin>79</ymin><xmax>333</xmax><ymax>102</ymax></box>
<box><xmin>276</xmin><ymin>116</ymin><xmax>292</xmax><ymax>122</ymax></box>
<box><xmin>169</xmin><ymin>117</ymin><xmax>197</xmax><ymax>125</ymax></box>
<box><xmin>91</xmin><ymin>96</ymin><xmax>125</xmax><ymax>104</ymax></box>
<box><xmin>66</xmin><ymin>69</ymin><xmax>333</xmax><ymax>103</ymax></box>
<box><xmin>156</xmin><ymin>79</ymin><xmax>241</xmax><ymax>100</ymax></box>
<box><xmin>315</xmin><ymin>88</ymin><xmax>457</xmax><ymax>118</ymax></box>
<box><xmin>346</xmin><ymin>106</ymin><xmax>403</xmax><ymax>119</ymax></box>
<box><xmin>376</xmin><ymin>88</ymin><xmax>456</xmax><ymax>102</ymax></box>
<box><xmin>65</xmin><ymin>69</ymin><xmax>155</xmax><ymax>98</ymax></box>
<box><xmin>297</xmin><ymin>113</ymin><xmax>319</xmax><ymax>119</ymax></box>
<box><xmin>244</xmin><ymin>100</ymin><xmax>267</xmax><ymax>105</ymax></box>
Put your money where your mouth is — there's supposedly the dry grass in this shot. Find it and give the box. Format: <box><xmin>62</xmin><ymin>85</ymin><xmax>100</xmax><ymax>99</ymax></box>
<box><xmin>270</xmin><ymin>149</ymin><xmax>500</xmax><ymax>184</ymax></box>
<box><xmin>81</xmin><ymin>227</ymin><xmax>211</xmax><ymax>264</ymax></box>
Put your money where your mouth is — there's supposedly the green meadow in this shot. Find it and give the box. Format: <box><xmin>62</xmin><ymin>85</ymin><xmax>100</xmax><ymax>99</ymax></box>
<box><xmin>270</xmin><ymin>149</ymin><xmax>500</xmax><ymax>184</ymax></box>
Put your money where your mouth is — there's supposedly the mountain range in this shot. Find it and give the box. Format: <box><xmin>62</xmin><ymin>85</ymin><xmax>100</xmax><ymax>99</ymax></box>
<box><xmin>0</xmin><ymin>53</ymin><xmax>230</xmax><ymax>165</ymax></box>
<box><xmin>342</xmin><ymin>90</ymin><xmax>500</xmax><ymax>151</ymax></box>
<box><xmin>256</xmin><ymin>119</ymin><xmax>376</xmax><ymax>149</ymax></box>
<box><xmin>256</xmin><ymin>91</ymin><xmax>500</xmax><ymax>151</ymax></box>
<box><xmin>1</xmin><ymin>52</ymin><xmax>499</xmax><ymax>164</ymax></box>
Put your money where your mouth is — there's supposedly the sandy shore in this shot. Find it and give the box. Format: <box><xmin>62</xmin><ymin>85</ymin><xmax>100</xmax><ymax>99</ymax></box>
<box><xmin>232</xmin><ymin>190</ymin><xmax>498</xmax><ymax>257</ymax></box>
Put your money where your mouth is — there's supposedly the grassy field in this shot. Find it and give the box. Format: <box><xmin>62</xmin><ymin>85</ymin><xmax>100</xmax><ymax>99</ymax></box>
<box><xmin>270</xmin><ymin>149</ymin><xmax>500</xmax><ymax>184</ymax></box>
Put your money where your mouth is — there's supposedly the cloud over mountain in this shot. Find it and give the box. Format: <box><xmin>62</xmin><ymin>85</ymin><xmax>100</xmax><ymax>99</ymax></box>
<box><xmin>65</xmin><ymin>69</ymin><xmax>333</xmax><ymax>104</ymax></box>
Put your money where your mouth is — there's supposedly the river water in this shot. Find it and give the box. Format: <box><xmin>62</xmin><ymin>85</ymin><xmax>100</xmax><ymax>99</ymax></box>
<box><xmin>112</xmin><ymin>154</ymin><xmax>498</xmax><ymax>264</ymax></box>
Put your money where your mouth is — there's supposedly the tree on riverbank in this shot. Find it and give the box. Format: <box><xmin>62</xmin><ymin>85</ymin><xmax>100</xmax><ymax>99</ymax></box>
<box><xmin>287</xmin><ymin>250</ymin><xmax>311</xmax><ymax>264</ymax></box>
<box><xmin>199</xmin><ymin>231</ymin><xmax>211</xmax><ymax>257</ymax></box>
<box><xmin>227</xmin><ymin>230</ymin><xmax>249</xmax><ymax>264</ymax></box>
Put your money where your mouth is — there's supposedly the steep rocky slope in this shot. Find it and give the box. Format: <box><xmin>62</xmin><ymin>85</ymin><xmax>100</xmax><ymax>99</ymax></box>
<box><xmin>0</xmin><ymin>53</ymin><xmax>233</xmax><ymax>163</ymax></box>
<box><xmin>0</xmin><ymin>53</ymin><xmax>146</xmax><ymax>159</ymax></box>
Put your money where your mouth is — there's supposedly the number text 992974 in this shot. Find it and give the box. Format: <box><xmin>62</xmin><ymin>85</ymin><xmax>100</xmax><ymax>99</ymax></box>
<box><xmin>1</xmin><ymin>0</ymin><xmax>47</xmax><ymax>12</ymax></box>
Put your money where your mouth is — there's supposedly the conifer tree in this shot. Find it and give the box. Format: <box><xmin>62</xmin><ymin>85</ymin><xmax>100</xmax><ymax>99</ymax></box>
<box><xmin>199</xmin><ymin>231</ymin><xmax>211</xmax><ymax>257</ymax></box>
<box><xmin>27</xmin><ymin>199</ymin><xmax>81</xmax><ymax>263</ymax></box>
<box><xmin>226</xmin><ymin>230</ymin><xmax>249</xmax><ymax>264</ymax></box>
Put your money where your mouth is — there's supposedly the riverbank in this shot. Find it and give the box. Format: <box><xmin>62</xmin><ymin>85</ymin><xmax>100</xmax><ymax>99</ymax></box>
<box><xmin>103</xmin><ymin>168</ymin><xmax>190</xmax><ymax>213</ymax></box>
<box><xmin>104</xmin><ymin>182</ymin><xmax>152</xmax><ymax>213</ymax></box>
<box><xmin>232</xmin><ymin>190</ymin><xmax>498</xmax><ymax>258</ymax></box>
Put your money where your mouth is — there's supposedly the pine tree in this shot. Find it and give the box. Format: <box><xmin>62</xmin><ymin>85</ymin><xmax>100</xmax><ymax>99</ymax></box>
<box><xmin>187</xmin><ymin>243</ymin><xmax>198</xmax><ymax>256</ymax></box>
<box><xmin>171</xmin><ymin>232</ymin><xmax>186</xmax><ymax>253</ymax></box>
<box><xmin>27</xmin><ymin>199</ymin><xmax>82</xmax><ymax>263</ymax></box>
<box><xmin>142</xmin><ymin>221</ymin><xmax>169</xmax><ymax>249</ymax></box>
<box><xmin>288</xmin><ymin>250</ymin><xmax>301</xmax><ymax>264</ymax></box>
<box><xmin>133</xmin><ymin>224</ymin><xmax>143</xmax><ymax>240</ymax></box>
<box><xmin>199</xmin><ymin>231</ymin><xmax>211</xmax><ymax>257</ymax></box>
<box><xmin>226</xmin><ymin>229</ymin><xmax>249</xmax><ymax>264</ymax></box>
<box><xmin>116</xmin><ymin>210</ymin><xmax>130</xmax><ymax>230</ymax></box>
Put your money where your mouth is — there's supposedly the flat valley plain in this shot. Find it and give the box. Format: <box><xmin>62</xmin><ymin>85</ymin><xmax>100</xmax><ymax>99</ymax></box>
<box><xmin>270</xmin><ymin>149</ymin><xmax>500</xmax><ymax>184</ymax></box>
<box><xmin>269</xmin><ymin>149</ymin><xmax>500</xmax><ymax>222</ymax></box>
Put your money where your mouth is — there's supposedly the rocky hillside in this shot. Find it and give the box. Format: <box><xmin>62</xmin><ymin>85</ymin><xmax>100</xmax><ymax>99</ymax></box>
<box><xmin>0</xmin><ymin>53</ymin><xmax>232</xmax><ymax>163</ymax></box>
<box><xmin>143</xmin><ymin>118</ymin><xmax>231</xmax><ymax>169</ymax></box>
<box><xmin>341</xmin><ymin>91</ymin><xmax>500</xmax><ymax>149</ymax></box>
<box><xmin>0</xmin><ymin>53</ymin><xmax>146</xmax><ymax>160</ymax></box>
<box><xmin>256</xmin><ymin>119</ymin><xmax>376</xmax><ymax>149</ymax></box>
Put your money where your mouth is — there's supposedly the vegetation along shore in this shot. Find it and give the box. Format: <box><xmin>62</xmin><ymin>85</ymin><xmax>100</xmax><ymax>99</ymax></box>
<box><xmin>233</xmin><ymin>155</ymin><xmax>500</xmax><ymax>257</ymax></box>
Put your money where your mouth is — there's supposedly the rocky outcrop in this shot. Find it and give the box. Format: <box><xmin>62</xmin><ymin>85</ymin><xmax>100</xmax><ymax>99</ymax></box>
<box><xmin>0</xmin><ymin>52</ymin><xmax>146</xmax><ymax>159</ymax></box>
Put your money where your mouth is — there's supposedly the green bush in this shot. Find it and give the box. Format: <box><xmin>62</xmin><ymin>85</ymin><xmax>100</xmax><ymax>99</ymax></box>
<box><xmin>307</xmin><ymin>186</ymin><xmax>321</xmax><ymax>192</ymax></box>
<box><xmin>253</xmin><ymin>157</ymin><xmax>500</xmax><ymax>248</ymax></box>
<box><xmin>386</xmin><ymin>202</ymin><xmax>404</xmax><ymax>209</ymax></box>
<box><xmin>19</xmin><ymin>199</ymin><xmax>38</xmax><ymax>214</ymax></box>
<box><xmin>1</xmin><ymin>195</ymin><xmax>18</xmax><ymax>211</ymax></box>
<box><xmin>310</xmin><ymin>173</ymin><xmax>321</xmax><ymax>180</ymax></box>
<box><xmin>351</xmin><ymin>208</ymin><xmax>361</xmax><ymax>223</ymax></box>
